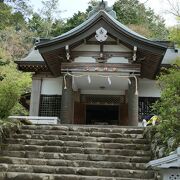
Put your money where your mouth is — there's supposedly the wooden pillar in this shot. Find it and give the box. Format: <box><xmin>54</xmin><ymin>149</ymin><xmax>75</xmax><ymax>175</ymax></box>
<box><xmin>30</xmin><ymin>77</ymin><xmax>42</xmax><ymax>116</ymax></box>
<box><xmin>60</xmin><ymin>76</ymin><xmax>73</xmax><ymax>124</ymax></box>
<box><xmin>128</xmin><ymin>77</ymin><xmax>138</xmax><ymax>126</ymax></box>
<box><xmin>74</xmin><ymin>89</ymin><xmax>81</xmax><ymax>103</ymax></box>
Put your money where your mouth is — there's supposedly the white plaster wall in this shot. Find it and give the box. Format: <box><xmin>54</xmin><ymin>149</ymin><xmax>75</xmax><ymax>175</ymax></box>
<box><xmin>41</xmin><ymin>77</ymin><xmax>63</xmax><ymax>95</ymax></box>
<box><xmin>104</xmin><ymin>45</ymin><xmax>131</xmax><ymax>52</ymax></box>
<box><xmin>73</xmin><ymin>75</ymin><xmax>129</xmax><ymax>91</ymax></box>
<box><xmin>107</xmin><ymin>57</ymin><xmax>129</xmax><ymax>63</ymax></box>
<box><xmin>72</xmin><ymin>44</ymin><xmax>132</xmax><ymax>52</ymax></box>
<box><xmin>73</xmin><ymin>44</ymin><xmax>100</xmax><ymax>51</ymax></box>
<box><xmin>138</xmin><ymin>78</ymin><xmax>161</xmax><ymax>97</ymax></box>
<box><xmin>74</xmin><ymin>57</ymin><xmax>96</xmax><ymax>63</ymax></box>
<box><xmin>81</xmin><ymin>90</ymin><xmax>125</xmax><ymax>95</ymax></box>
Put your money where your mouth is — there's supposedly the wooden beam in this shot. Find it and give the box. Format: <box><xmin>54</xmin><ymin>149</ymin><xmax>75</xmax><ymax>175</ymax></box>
<box><xmin>70</xmin><ymin>51</ymin><xmax>133</xmax><ymax>58</ymax></box>
<box><xmin>61</xmin><ymin>63</ymin><xmax>141</xmax><ymax>73</ymax></box>
<box><xmin>86</xmin><ymin>41</ymin><xmax>117</xmax><ymax>45</ymax></box>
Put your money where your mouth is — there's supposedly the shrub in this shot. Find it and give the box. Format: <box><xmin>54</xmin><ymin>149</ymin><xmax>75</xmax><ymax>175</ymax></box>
<box><xmin>0</xmin><ymin>63</ymin><xmax>31</xmax><ymax>119</ymax></box>
<box><xmin>152</xmin><ymin>65</ymin><xmax>180</xmax><ymax>154</ymax></box>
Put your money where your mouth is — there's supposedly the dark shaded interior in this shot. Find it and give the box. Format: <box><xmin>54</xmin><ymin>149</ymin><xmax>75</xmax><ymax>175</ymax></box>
<box><xmin>86</xmin><ymin>105</ymin><xmax>119</xmax><ymax>125</ymax></box>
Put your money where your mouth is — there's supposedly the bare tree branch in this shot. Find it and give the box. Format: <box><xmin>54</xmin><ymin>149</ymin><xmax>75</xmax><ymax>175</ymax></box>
<box><xmin>166</xmin><ymin>0</ymin><xmax>180</xmax><ymax>18</ymax></box>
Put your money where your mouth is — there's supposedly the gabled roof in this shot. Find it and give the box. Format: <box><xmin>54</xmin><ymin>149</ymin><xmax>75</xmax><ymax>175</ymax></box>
<box><xmin>16</xmin><ymin>48</ymin><xmax>48</xmax><ymax>72</ymax></box>
<box><xmin>18</xmin><ymin>1</ymin><xmax>170</xmax><ymax>79</ymax></box>
<box><xmin>36</xmin><ymin>10</ymin><xmax>167</xmax><ymax>51</ymax></box>
<box><xmin>21</xmin><ymin>48</ymin><xmax>44</xmax><ymax>62</ymax></box>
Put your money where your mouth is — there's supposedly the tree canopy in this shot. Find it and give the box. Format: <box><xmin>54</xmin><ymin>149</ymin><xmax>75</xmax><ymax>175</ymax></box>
<box><xmin>23</xmin><ymin>0</ymin><xmax>169</xmax><ymax>40</ymax></box>
<box><xmin>59</xmin><ymin>0</ymin><xmax>168</xmax><ymax>40</ymax></box>
<box><xmin>0</xmin><ymin>0</ymin><xmax>32</xmax><ymax>118</ymax></box>
<box><xmin>0</xmin><ymin>63</ymin><xmax>31</xmax><ymax>119</ymax></box>
<box><xmin>114</xmin><ymin>0</ymin><xmax>168</xmax><ymax>39</ymax></box>
<box><xmin>166</xmin><ymin>0</ymin><xmax>180</xmax><ymax>47</ymax></box>
<box><xmin>152</xmin><ymin>64</ymin><xmax>180</xmax><ymax>152</ymax></box>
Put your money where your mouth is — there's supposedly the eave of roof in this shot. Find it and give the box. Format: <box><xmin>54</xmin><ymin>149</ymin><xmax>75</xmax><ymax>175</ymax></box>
<box><xmin>16</xmin><ymin>60</ymin><xmax>48</xmax><ymax>72</ymax></box>
<box><xmin>21</xmin><ymin>48</ymin><xmax>44</xmax><ymax>62</ymax></box>
<box><xmin>147</xmin><ymin>147</ymin><xmax>180</xmax><ymax>169</ymax></box>
<box><xmin>31</xmin><ymin>8</ymin><xmax>170</xmax><ymax>79</ymax></box>
<box><xmin>36</xmin><ymin>10</ymin><xmax>168</xmax><ymax>50</ymax></box>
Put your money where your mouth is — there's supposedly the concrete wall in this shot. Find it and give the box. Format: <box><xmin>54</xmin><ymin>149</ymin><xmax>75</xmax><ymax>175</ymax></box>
<box><xmin>138</xmin><ymin>78</ymin><xmax>161</xmax><ymax>97</ymax></box>
<box><xmin>41</xmin><ymin>77</ymin><xmax>63</xmax><ymax>95</ymax></box>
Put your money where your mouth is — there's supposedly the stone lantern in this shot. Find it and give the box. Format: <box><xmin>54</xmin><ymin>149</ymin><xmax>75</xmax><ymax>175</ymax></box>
<box><xmin>147</xmin><ymin>147</ymin><xmax>180</xmax><ymax>180</ymax></box>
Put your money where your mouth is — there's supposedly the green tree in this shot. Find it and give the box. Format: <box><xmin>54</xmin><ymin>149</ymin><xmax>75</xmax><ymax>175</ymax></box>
<box><xmin>113</xmin><ymin>0</ymin><xmax>168</xmax><ymax>39</ymax></box>
<box><xmin>40</xmin><ymin>0</ymin><xmax>60</xmax><ymax>37</ymax></box>
<box><xmin>0</xmin><ymin>47</ymin><xmax>11</xmax><ymax>66</ymax></box>
<box><xmin>61</xmin><ymin>11</ymin><xmax>87</xmax><ymax>34</ymax></box>
<box><xmin>0</xmin><ymin>2</ymin><xmax>13</xmax><ymax>30</ymax></box>
<box><xmin>0</xmin><ymin>30</ymin><xmax>32</xmax><ymax>118</ymax></box>
<box><xmin>2</xmin><ymin>0</ymin><xmax>32</xmax><ymax>17</ymax></box>
<box><xmin>0</xmin><ymin>0</ymin><xmax>32</xmax><ymax>118</ymax></box>
<box><xmin>165</xmin><ymin>0</ymin><xmax>180</xmax><ymax>47</ymax></box>
<box><xmin>169</xmin><ymin>25</ymin><xmax>180</xmax><ymax>47</ymax></box>
<box><xmin>60</xmin><ymin>0</ymin><xmax>168</xmax><ymax>40</ymax></box>
<box><xmin>28</xmin><ymin>0</ymin><xmax>63</xmax><ymax>38</ymax></box>
<box><xmin>0</xmin><ymin>1</ymin><xmax>30</xmax><ymax>31</ymax></box>
<box><xmin>51</xmin><ymin>19</ymin><xmax>65</xmax><ymax>37</ymax></box>
<box><xmin>153</xmin><ymin>64</ymin><xmax>180</xmax><ymax>151</ymax></box>
<box><xmin>0</xmin><ymin>26</ymin><xmax>34</xmax><ymax>60</ymax></box>
<box><xmin>60</xmin><ymin>1</ymin><xmax>98</xmax><ymax>34</ymax></box>
<box><xmin>0</xmin><ymin>63</ymin><xmax>31</xmax><ymax>119</ymax></box>
<box><xmin>28</xmin><ymin>13</ymin><xmax>45</xmax><ymax>36</ymax></box>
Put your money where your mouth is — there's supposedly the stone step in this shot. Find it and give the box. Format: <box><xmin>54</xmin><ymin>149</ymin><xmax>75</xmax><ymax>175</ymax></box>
<box><xmin>19</xmin><ymin>129</ymin><xmax>146</xmax><ymax>139</ymax></box>
<box><xmin>5</xmin><ymin>139</ymin><xmax>150</xmax><ymax>150</ymax></box>
<box><xmin>2</xmin><ymin>144</ymin><xmax>151</xmax><ymax>156</ymax></box>
<box><xmin>0</xmin><ymin>157</ymin><xmax>147</xmax><ymax>170</ymax></box>
<box><xmin>0</xmin><ymin>172</ymin><xmax>155</xmax><ymax>180</ymax></box>
<box><xmin>0</xmin><ymin>125</ymin><xmax>154</xmax><ymax>179</ymax></box>
<box><xmin>0</xmin><ymin>164</ymin><xmax>154</xmax><ymax>179</ymax></box>
<box><xmin>12</xmin><ymin>134</ymin><xmax>144</xmax><ymax>143</ymax></box>
<box><xmin>1</xmin><ymin>151</ymin><xmax>151</xmax><ymax>163</ymax></box>
<box><xmin>21</xmin><ymin>125</ymin><xmax>144</xmax><ymax>134</ymax></box>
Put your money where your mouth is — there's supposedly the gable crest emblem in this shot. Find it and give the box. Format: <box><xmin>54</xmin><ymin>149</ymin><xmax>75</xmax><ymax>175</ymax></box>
<box><xmin>95</xmin><ymin>27</ymin><xmax>108</xmax><ymax>42</ymax></box>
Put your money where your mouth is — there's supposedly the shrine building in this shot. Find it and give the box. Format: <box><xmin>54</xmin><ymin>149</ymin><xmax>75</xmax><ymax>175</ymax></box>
<box><xmin>16</xmin><ymin>1</ymin><xmax>179</xmax><ymax>126</ymax></box>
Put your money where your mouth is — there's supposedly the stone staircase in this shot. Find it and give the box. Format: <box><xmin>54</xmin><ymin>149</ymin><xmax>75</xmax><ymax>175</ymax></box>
<box><xmin>0</xmin><ymin>125</ymin><xmax>154</xmax><ymax>180</ymax></box>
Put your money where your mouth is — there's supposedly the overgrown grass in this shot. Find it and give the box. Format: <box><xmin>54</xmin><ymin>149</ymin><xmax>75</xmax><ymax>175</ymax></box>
<box><xmin>0</xmin><ymin>119</ymin><xmax>22</xmax><ymax>144</ymax></box>
<box><xmin>144</xmin><ymin>125</ymin><xmax>180</xmax><ymax>158</ymax></box>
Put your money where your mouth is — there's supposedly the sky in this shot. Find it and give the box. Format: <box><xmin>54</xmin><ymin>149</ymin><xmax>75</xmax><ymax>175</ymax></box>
<box><xmin>30</xmin><ymin>0</ymin><xmax>178</xmax><ymax>27</ymax></box>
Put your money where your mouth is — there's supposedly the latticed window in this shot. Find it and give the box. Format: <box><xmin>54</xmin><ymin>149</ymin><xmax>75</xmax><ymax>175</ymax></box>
<box><xmin>138</xmin><ymin>97</ymin><xmax>159</xmax><ymax>121</ymax></box>
<box><xmin>39</xmin><ymin>95</ymin><xmax>61</xmax><ymax>118</ymax></box>
<box><xmin>81</xmin><ymin>94</ymin><xmax>125</xmax><ymax>105</ymax></box>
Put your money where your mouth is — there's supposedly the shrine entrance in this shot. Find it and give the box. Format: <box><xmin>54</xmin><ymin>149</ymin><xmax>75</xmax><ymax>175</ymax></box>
<box><xmin>86</xmin><ymin>105</ymin><xmax>119</xmax><ymax>125</ymax></box>
<box><xmin>74</xmin><ymin>94</ymin><xmax>128</xmax><ymax>125</ymax></box>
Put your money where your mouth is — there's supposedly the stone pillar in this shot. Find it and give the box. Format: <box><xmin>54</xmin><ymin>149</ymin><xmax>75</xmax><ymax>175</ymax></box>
<box><xmin>60</xmin><ymin>76</ymin><xmax>73</xmax><ymax>124</ymax></box>
<box><xmin>128</xmin><ymin>77</ymin><xmax>138</xmax><ymax>126</ymax></box>
<box><xmin>30</xmin><ymin>77</ymin><xmax>42</xmax><ymax>116</ymax></box>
